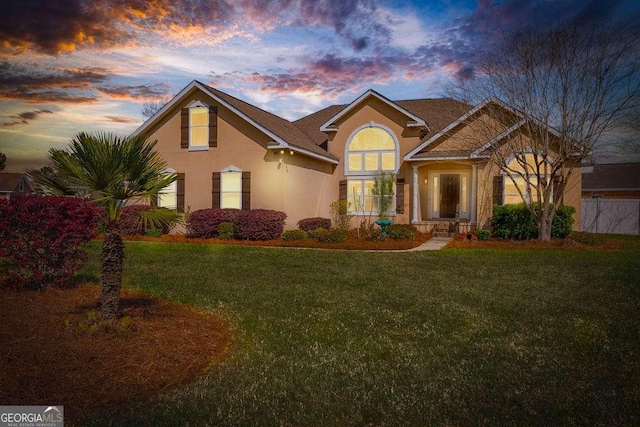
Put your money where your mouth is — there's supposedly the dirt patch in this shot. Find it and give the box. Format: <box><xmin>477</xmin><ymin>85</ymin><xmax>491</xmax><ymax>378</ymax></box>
<box><xmin>124</xmin><ymin>229</ymin><xmax>431</xmax><ymax>251</ymax></box>
<box><xmin>0</xmin><ymin>284</ymin><xmax>231</xmax><ymax>421</ymax></box>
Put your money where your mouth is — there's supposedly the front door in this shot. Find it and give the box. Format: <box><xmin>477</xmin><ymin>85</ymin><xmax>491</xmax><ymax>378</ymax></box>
<box><xmin>439</xmin><ymin>174</ymin><xmax>460</xmax><ymax>218</ymax></box>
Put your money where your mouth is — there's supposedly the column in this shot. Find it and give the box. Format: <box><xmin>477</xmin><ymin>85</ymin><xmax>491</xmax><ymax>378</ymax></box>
<box><xmin>412</xmin><ymin>165</ymin><xmax>419</xmax><ymax>224</ymax></box>
<box><xmin>471</xmin><ymin>164</ymin><xmax>478</xmax><ymax>224</ymax></box>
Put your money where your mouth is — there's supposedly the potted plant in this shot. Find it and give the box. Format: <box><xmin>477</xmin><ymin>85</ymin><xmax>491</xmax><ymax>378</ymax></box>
<box><xmin>372</xmin><ymin>172</ymin><xmax>395</xmax><ymax>238</ymax></box>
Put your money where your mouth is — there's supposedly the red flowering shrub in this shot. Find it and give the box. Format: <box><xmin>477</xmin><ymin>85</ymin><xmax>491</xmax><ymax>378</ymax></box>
<box><xmin>186</xmin><ymin>209</ymin><xmax>241</xmax><ymax>238</ymax></box>
<box><xmin>297</xmin><ymin>217</ymin><xmax>331</xmax><ymax>232</ymax></box>
<box><xmin>186</xmin><ymin>208</ymin><xmax>286</xmax><ymax>240</ymax></box>
<box><xmin>0</xmin><ymin>196</ymin><xmax>99</xmax><ymax>290</ymax></box>
<box><xmin>234</xmin><ymin>209</ymin><xmax>287</xmax><ymax>240</ymax></box>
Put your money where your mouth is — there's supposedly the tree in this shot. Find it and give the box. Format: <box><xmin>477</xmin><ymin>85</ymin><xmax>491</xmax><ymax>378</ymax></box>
<box><xmin>450</xmin><ymin>19</ymin><xmax>640</xmax><ymax>240</ymax></box>
<box><xmin>32</xmin><ymin>132</ymin><xmax>178</xmax><ymax>320</ymax></box>
<box><xmin>141</xmin><ymin>98</ymin><xmax>171</xmax><ymax>120</ymax></box>
<box><xmin>0</xmin><ymin>152</ymin><xmax>6</xmax><ymax>171</ymax></box>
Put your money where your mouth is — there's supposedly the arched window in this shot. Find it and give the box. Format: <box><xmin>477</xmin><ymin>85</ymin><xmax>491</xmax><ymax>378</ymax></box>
<box><xmin>502</xmin><ymin>152</ymin><xmax>552</xmax><ymax>204</ymax></box>
<box><xmin>346</xmin><ymin>125</ymin><xmax>398</xmax><ymax>174</ymax></box>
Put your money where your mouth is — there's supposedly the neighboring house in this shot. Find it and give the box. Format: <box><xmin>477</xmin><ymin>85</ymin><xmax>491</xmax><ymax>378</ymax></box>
<box><xmin>132</xmin><ymin>80</ymin><xmax>582</xmax><ymax>232</ymax></box>
<box><xmin>0</xmin><ymin>173</ymin><xmax>36</xmax><ymax>199</ymax></box>
<box><xmin>581</xmin><ymin>163</ymin><xmax>640</xmax><ymax>235</ymax></box>
<box><xmin>582</xmin><ymin>163</ymin><xmax>640</xmax><ymax>199</ymax></box>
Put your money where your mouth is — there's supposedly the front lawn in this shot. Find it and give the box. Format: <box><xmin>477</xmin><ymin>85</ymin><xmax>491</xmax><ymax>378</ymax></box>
<box><xmin>71</xmin><ymin>237</ymin><xmax>640</xmax><ymax>424</ymax></box>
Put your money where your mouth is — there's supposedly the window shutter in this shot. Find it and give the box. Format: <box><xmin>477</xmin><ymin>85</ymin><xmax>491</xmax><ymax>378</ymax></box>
<box><xmin>552</xmin><ymin>175</ymin><xmax>562</xmax><ymax>204</ymax></box>
<box><xmin>180</xmin><ymin>108</ymin><xmax>189</xmax><ymax>149</ymax></box>
<box><xmin>209</xmin><ymin>106</ymin><xmax>218</xmax><ymax>147</ymax></box>
<box><xmin>339</xmin><ymin>180</ymin><xmax>347</xmax><ymax>201</ymax></box>
<box><xmin>212</xmin><ymin>172</ymin><xmax>221</xmax><ymax>208</ymax></box>
<box><xmin>177</xmin><ymin>173</ymin><xmax>185</xmax><ymax>212</ymax></box>
<box><xmin>493</xmin><ymin>175</ymin><xmax>503</xmax><ymax>206</ymax></box>
<box><xmin>242</xmin><ymin>171</ymin><xmax>251</xmax><ymax>210</ymax></box>
<box><xmin>395</xmin><ymin>178</ymin><xmax>405</xmax><ymax>214</ymax></box>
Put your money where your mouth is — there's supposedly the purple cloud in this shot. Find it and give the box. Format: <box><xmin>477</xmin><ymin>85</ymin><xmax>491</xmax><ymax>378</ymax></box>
<box><xmin>3</xmin><ymin>109</ymin><xmax>53</xmax><ymax>127</ymax></box>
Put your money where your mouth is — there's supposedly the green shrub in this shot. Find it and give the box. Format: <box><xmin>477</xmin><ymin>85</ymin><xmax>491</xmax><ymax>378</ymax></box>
<box><xmin>315</xmin><ymin>227</ymin><xmax>347</xmax><ymax>243</ymax></box>
<box><xmin>570</xmin><ymin>231</ymin><xmax>606</xmax><ymax>246</ymax></box>
<box><xmin>282</xmin><ymin>229</ymin><xmax>308</xmax><ymax>241</ymax></box>
<box><xmin>492</xmin><ymin>203</ymin><xmax>575</xmax><ymax>240</ymax></box>
<box><xmin>387</xmin><ymin>224</ymin><xmax>416</xmax><ymax>240</ymax></box>
<box><xmin>309</xmin><ymin>227</ymin><xmax>325</xmax><ymax>239</ymax></box>
<box><xmin>473</xmin><ymin>229</ymin><xmax>491</xmax><ymax>240</ymax></box>
<box><xmin>218</xmin><ymin>222</ymin><xmax>234</xmax><ymax>240</ymax></box>
<box><xmin>145</xmin><ymin>228</ymin><xmax>163</xmax><ymax>238</ymax></box>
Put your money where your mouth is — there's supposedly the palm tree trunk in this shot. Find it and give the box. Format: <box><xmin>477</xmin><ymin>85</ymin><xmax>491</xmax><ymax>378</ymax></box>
<box><xmin>101</xmin><ymin>221</ymin><xmax>124</xmax><ymax>320</ymax></box>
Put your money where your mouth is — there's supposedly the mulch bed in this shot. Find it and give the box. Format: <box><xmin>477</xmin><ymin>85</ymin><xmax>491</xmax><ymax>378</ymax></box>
<box><xmin>0</xmin><ymin>283</ymin><xmax>231</xmax><ymax>421</ymax></box>
<box><xmin>123</xmin><ymin>229</ymin><xmax>432</xmax><ymax>251</ymax></box>
<box><xmin>446</xmin><ymin>236</ymin><xmax>624</xmax><ymax>251</ymax></box>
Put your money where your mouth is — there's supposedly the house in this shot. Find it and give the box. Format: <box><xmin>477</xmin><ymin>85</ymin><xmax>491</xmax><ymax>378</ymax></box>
<box><xmin>132</xmin><ymin>80</ymin><xmax>582</xmax><ymax>232</ymax></box>
<box><xmin>0</xmin><ymin>173</ymin><xmax>36</xmax><ymax>199</ymax></box>
<box><xmin>581</xmin><ymin>163</ymin><xmax>640</xmax><ymax>234</ymax></box>
<box><xmin>582</xmin><ymin>163</ymin><xmax>640</xmax><ymax>199</ymax></box>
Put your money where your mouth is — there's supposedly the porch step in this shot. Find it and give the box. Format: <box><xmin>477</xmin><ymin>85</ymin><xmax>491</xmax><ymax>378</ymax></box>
<box><xmin>432</xmin><ymin>231</ymin><xmax>454</xmax><ymax>237</ymax></box>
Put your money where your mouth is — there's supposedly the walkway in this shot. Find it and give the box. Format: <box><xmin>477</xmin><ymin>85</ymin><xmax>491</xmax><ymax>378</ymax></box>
<box><xmin>405</xmin><ymin>236</ymin><xmax>452</xmax><ymax>251</ymax></box>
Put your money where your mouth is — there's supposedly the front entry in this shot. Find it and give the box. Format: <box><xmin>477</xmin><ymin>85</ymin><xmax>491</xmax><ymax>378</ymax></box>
<box><xmin>439</xmin><ymin>174</ymin><xmax>460</xmax><ymax>218</ymax></box>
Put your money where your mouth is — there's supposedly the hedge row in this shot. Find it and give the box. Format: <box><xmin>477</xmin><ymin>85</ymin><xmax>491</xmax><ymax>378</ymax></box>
<box><xmin>492</xmin><ymin>203</ymin><xmax>575</xmax><ymax>240</ymax></box>
<box><xmin>187</xmin><ymin>208</ymin><xmax>287</xmax><ymax>240</ymax></box>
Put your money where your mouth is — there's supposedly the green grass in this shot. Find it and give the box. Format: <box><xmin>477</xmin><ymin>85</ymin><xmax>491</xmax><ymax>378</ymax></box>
<box><xmin>77</xmin><ymin>237</ymin><xmax>640</xmax><ymax>426</ymax></box>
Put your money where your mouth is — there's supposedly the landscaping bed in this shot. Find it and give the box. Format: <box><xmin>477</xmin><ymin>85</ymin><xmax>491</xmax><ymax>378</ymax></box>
<box><xmin>122</xmin><ymin>229</ymin><xmax>432</xmax><ymax>251</ymax></box>
<box><xmin>0</xmin><ymin>283</ymin><xmax>231</xmax><ymax>422</ymax></box>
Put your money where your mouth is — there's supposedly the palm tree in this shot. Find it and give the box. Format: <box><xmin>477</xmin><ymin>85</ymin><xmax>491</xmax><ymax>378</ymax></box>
<box><xmin>33</xmin><ymin>132</ymin><xmax>178</xmax><ymax>320</ymax></box>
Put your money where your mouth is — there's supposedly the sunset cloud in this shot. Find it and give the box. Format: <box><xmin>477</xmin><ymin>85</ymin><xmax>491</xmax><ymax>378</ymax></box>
<box><xmin>3</xmin><ymin>109</ymin><xmax>53</xmax><ymax>127</ymax></box>
<box><xmin>103</xmin><ymin>116</ymin><xmax>140</xmax><ymax>124</ymax></box>
<box><xmin>97</xmin><ymin>83</ymin><xmax>171</xmax><ymax>101</ymax></box>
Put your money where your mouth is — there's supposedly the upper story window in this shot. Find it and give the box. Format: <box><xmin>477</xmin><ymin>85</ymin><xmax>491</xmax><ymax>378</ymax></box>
<box><xmin>346</xmin><ymin>125</ymin><xmax>398</xmax><ymax>174</ymax></box>
<box><xmin>189</xmin><ymin>106</ymin><xmax>209</xmax><ymax>150</ymax></box>
<box><xmin>181</xmin><ymin>102</ymin><xmax>218</xmax><ymax>151</ymax></box>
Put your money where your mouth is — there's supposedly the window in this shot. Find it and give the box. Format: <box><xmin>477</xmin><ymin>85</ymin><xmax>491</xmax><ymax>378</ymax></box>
<box><xmin>221</xmin><ymin>170</ymin><xmax>242</xmax><ymax>209</ymax></box>
<box><xmin>347</xmin><ymin>178</ymin><xmax>395</xmax><ymax>215</ymax></box>
<box><xmin>157</xmin><ymin>180</ymin><xmax>177</xmax><ymax>209</ymax></box>
<box><xmin>189</xmin><ymin>106</ymin><xmax>209</xmax><ymax>150</ymax></box>
<box><xmin>502</xmin><ymin>153</ymin><xmax>551</xmax><ymax>204</ymax></box>
<box><xmin>346</xmin><ymin>126</ymin><xmax>397</xmax><ymax>174</ymax></box>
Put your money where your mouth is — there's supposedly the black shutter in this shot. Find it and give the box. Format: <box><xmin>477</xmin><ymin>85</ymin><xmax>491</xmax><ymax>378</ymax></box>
<box><xmin>339</xmin><ymin>180</ymin><xmax>347</xmax><ymax>201</ymax></box>
<box><xmin>180</xmin><ymin>108</ymin><xmax>189</xmax><ymax>149</ymax></box>
<box><xmin>242</xmin><ymin>172</ymin><xmax>251</xmax><ymax>210</ymax></box>
<box><xmin>212</xmin><ymin>172</ymin><xmax>221</xmax><ymax>208</ymax></box>
<box><xmin>209</xmin><ymin>106</ymin><xmax>218</xmax><ymax>147</ymax></box>
<box><xmin>493</xmin><ymin>175</ymin><xmax>503</xmax><ymax>206</ymax></box>
<box><xmin>177</xmin><ymin>173</ymin><xmax>185</xmax><ymax>212</ymax></box>
<box><xmin>395</xmin><ymin>178</ymin><xmax>405</xmax><ymax>214</ymax></box>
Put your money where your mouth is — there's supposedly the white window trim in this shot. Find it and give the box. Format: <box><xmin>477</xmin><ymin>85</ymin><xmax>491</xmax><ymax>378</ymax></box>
<box><xmin>188</xmin><ymin>101</ymin><xmax>209</xmax><ymax>152</ymax></box>
<box><xmin>427</xmin><ymin>170</ymin><xmax>472</xmax><ymax>220</ymax></box>
<box><xmin>157</xmin><ymin>167</ymin><xmax>177</xmax><ymax>209</ymax></box>
<box><xmin>344</xmin><ymin>123</ymin><xmax>399</xmax><ymax>176</ymax></box>
<box><xmin>346</xmin><ymin>177</ymin><xmax>396</xmax><ymax>216</ymax></box>
<box><xmin>501</xmin><ymin>151</ymin><xmax>553</xmax><ymax>205</ymax></box>
<box><xmin>221</xmin><ymin>165</ymin><xmax>243</xmax><ymax>210</ymax></box>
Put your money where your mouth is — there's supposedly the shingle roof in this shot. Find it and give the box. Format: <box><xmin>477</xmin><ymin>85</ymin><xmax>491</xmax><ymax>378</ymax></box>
<box><xmin>582</xmin><ymin>163</ymin><xmax>640</xmax><ymax>190</ymax></box>
<box><xmin>0</xmin><ymin>173</ymin><xmax>24</xmax><ymax>193</ymax></box>
<box><xmin>395</xmin><ymin>98</ymin><xmax>471</xmax><ymax>139</ymax></box>
<box><xmin>201</xmin><ymin>83</ymin><xmax>339</xmax><ymax>162</ymax></box>
<box><xmin>293</xmin><ymin>104</ymin><xmax>346</xmax><ymax>146</ymax></box>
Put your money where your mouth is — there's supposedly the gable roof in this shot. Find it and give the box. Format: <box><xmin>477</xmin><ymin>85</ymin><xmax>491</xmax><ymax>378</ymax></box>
<box><xmin>582</xmin><ymin>163</ymin><xmax>640</xmax><ymax>190</ymax></box>
<box><xmin>318</xmin><ymin>89</ymin><xmax>428</xmax><ymax>132</ymax></box>
<box><xmin>131</xmin><ymin>80</ymin><xmax>339</xmax><ymax>164</ymax></box>
<box><xmin>0</xmin><ymin>173</ymin><xmax>33</xmax><ymax>193</ymax></box>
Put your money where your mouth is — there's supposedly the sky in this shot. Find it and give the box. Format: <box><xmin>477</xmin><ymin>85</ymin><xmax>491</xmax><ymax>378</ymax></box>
<box><xmin>0</xmin><ymin>0</ymin><xmax>638</xmax><ymax>172</ymax></box>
